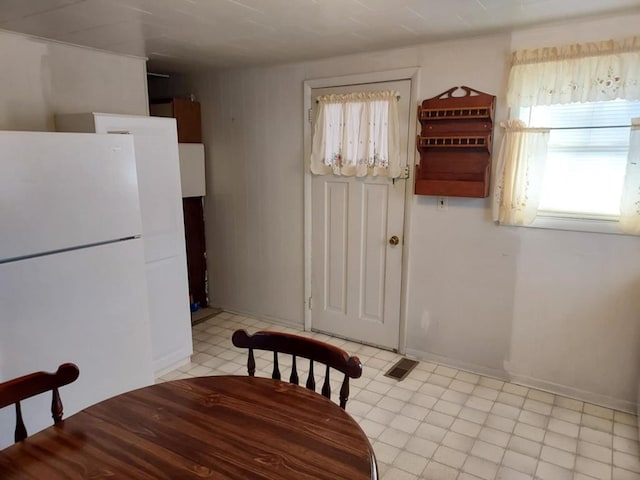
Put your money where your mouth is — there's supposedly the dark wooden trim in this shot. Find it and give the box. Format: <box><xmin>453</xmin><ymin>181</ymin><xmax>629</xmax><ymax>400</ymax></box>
<box><xmin>182</xmin><ymin>197</ymin><xmax>207</xmax><ymax>307</ymax></box>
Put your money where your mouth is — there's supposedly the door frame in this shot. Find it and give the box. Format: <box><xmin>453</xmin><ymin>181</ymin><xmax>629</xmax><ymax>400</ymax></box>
<box><xmin>303</xmin><ymin>67</ymin><xmax>420</xmax><ymax>354</ymax></box>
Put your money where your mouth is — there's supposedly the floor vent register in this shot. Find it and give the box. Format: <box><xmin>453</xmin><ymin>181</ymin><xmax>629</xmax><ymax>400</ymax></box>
<box><xmin>384</xmin><ymin>358</ymin><xmax>419</xmax><ymax>381</ymax></box>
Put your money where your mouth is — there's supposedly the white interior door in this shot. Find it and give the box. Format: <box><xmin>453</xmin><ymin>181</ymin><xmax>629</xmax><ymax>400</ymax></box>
<box><xmin>311</xmin><ymin>80</ymin><xmax>411</xmax><ymax>350</ymax></box>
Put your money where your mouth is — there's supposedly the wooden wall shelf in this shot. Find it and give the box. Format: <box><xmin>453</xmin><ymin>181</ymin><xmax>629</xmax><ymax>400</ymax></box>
<box><xmin>417</xmin><ymin>135</ymin><xmax>491</xmax><ymax>149</ymax></box>
<box><xmin>150</xmin><ymin>98</ymin><xmax>202</xmax><ymax>143</ymax></box>
<box><xmin>415</xmin><ymin>86</ymin><xmax>496</xmax><ymax>198</ymax></box>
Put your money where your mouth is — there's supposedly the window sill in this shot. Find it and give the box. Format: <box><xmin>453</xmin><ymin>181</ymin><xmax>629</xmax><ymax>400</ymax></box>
<box><xmin>527</xmin><ymin>214</ymin><xmax>627</xmax><ymax>236</ymax></box>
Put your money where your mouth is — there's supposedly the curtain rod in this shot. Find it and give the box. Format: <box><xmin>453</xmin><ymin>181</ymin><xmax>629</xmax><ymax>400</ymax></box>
<box><xmin>501</xmin><ymin>123</ymin><xmax>633</xmax><ymax>130</ymax></box>
<box><xmin>315</xmin><ymin>95</ymin><xmax>400</xmax><ymax>103</ymax></box>
<box><xmin>545</xmin><ymin>124</ymin><xmax>632</xmax><ymax>130</ymax></box>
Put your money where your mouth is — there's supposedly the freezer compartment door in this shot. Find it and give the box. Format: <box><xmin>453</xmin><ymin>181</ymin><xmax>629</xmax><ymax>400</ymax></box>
<box><xmin>0</xmin><ymin>238</ymin><xmax>153</xmax><ymax>449</ymax></box>
<box><xmin>91</xmin><ymin>114</ymin><xmax>184</xmax><ymax>264</ymax></box>
<box><xmin>0</xmin><ymin>132</ymin><xmax>142</xmax><ymax>261</ymax></box>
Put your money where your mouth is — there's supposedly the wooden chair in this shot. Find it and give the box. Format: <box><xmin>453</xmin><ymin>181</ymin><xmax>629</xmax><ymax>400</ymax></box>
<box><xmin>0</xmin><ymin>363</ymin><xmax>79</xmax><ymax>442</ymax></box>
<box><xmin>232</xmin><ymin>329</ymin><xmax>362</xmax><ymax>409</ymax></box>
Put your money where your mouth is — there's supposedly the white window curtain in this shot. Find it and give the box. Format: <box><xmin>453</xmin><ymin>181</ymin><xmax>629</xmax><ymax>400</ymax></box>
<box><xmin>310</xmin><ymin>90</ymin><xmax>401</xmax><ymax>178</ymax></box>
<box><xmin>620</xmin><ymin>118</ymin><xmax>640</xmax><ymax>234</ymax></box>
<box><xmin>500</xmin><ymin>36</ymin><xmax>640</xmax><ymax>230</ymax></box>
<box><xmin>492</xmin><ymin>120</ymin><xmax>550</xmax><ymax>226</ymax></box>
<box><xmin>507</xmin><ymin>36</ymin><xmax>640</xmax><ymax>108</ymax></box>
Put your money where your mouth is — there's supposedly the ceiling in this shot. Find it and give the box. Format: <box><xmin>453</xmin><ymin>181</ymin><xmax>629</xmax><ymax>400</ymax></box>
<box><xmin>2</xmin><ymin>0</ymin><xmax>640</xmax><ymax>73</ymax></box>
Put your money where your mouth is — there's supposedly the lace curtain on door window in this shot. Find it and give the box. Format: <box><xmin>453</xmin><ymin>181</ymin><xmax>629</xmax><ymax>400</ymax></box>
<box><xmin>310</xmin><ymin>91</ymin><xmax>401</xmax><ymax>178</ymax></box>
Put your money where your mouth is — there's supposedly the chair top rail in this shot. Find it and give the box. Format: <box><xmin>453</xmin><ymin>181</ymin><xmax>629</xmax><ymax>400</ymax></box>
<box><xmin>232</xmin><ymin>330</ymin><xmax>362</xmax><ymax>379</ymax></box>
<box><xmin>0</xmin><ymin>363</ymin><xmax>79</xmax><ymax>409</ymax></box>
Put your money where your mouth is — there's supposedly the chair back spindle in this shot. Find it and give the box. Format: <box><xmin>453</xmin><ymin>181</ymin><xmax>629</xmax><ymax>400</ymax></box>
<box><xmin>248</xmin><ymin>348</ymin><xmax>256</xmax><ymax>376</ymax></box>
<box><xmin>232</xmin><ymin>330</ymin><xmax>362</xmax><ymax>409</ymax></box>
<box><xmin>290</xmin><ymin>356</ymin><xmax>299</xmax><ymax>385</ymax></box>
<box><xmin>321</xmin><ymin>365</ymin><xmax>331</xmax><ymax>399</ymax></box>
<box><xmin>14</xmin><ymin>403</ymin><xmax>27</xmax><ymax>443</ymax></box>
<box><xmin>272</xmin><ymin>352</ymin><xmax>281</xmax><ymax>380</ymax></box>
<box><xmin>306</xmin><ymin>360</ymin><xmax>316</xmax><ymax>391</ymax></box>
<box><xmin>339</xmin><ymin>376</ymin><xmax>350</xmax><ymax>409</ymax></box>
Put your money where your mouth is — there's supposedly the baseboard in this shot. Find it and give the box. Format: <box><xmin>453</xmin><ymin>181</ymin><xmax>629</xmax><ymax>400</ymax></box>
<box><xmin>191</xmin><ymin>306</ymin><xmax>222</xmax><ymax>326</ymax></box>
<box><xmin>218</xmin><ymin>306</ymin><xmax>304</xmax><ymax>330</ymax></box>
<box><xmin>504</xmin><ymin>363</ymin><xmax>637</xmax><ymax>414</ymax></box>
<box><xmin>405</xmin><ymin>348</ymin><xmax>637</xmax><ymax>414</ymax></box>
<box><xmin>405</xmin><ymin>348</ymin><xmax>509</xmax><ymax>381</ymax></box>
<box><xmin>153</xmin><ymin>350</ymin><xmax>192</xmax><ymax>378</ymax></box>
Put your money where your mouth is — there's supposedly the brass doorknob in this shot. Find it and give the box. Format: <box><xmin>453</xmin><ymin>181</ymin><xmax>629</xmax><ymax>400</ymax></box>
<box><xmin>389</xmin><ymin>235</ymin><xmax>399</xmax><ymax>246</ymax></box>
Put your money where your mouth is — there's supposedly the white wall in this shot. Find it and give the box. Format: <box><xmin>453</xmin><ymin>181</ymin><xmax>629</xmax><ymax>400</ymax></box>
<box><xmin>0</xmin><ymin>29</ymin><xmax>148</xmax><ymax>131</ymax></box>
<box><xmin>189</xmin><ymin>13</ymin><xmax>640</xmax><ymax>411</ymax></box>
<box><xmin>193</xmin><ymin>65</ymin><xmax>307</xmax><ymax>324</ymax></box>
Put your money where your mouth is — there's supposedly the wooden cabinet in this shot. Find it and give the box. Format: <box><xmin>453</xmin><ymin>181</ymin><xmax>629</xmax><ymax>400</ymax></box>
<box><xmin>150</xmin><ymin>98</ymin><xmax>202</xmax><ymax>143</ymax></box>
<box><xmin>182</xmin><ymin>197</ymin><xmax>207</xmax><ymax>309</ymax></box>
<box><xmin>415</xmin><ymin>86</ymin><xmax>495</xmax><ymax>198</ymax></box>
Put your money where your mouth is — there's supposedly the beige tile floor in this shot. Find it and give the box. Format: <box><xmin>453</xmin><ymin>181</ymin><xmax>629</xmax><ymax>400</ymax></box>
<box><xmin>159</xmin><ymin>312</ymin><xmax>640</xmax><ymax>480</ymax></box>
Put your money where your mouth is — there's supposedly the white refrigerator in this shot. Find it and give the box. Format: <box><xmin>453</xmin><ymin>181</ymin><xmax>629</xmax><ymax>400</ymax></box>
<box><xmin>0</xmin><ymin>131</ymin><xmax>154</xmax><ymax>449</ymax></box>
<box><xmin>56</xmin><ymin>113</ymin><xmax>193</xmax><ymax>376</ymax></box>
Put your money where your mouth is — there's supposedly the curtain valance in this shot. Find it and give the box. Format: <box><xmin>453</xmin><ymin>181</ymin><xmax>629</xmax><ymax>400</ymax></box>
<box><xmin>507</xmin><ymin>36</ymin><xmax>640</xmax><ymax>107</ymax></box>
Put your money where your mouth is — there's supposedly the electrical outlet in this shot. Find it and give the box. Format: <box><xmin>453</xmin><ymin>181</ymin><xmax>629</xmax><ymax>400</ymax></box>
<box><xmin>437</xmin><ymin>196</ymin><xmax>448</xmax><ymax>211</ymax></box>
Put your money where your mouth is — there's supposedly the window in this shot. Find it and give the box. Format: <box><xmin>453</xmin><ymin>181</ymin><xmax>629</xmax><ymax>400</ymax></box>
<box><xmin>493</xmin><ymin>35</ymin><xmax>640</xmax><ymax>234</ymax></box>
<box><xmin>518</xmin><ymin>100</ymin><xmax>640</xmax><ymax>219</ymax></box>
<box><xmin>310</xmin><ymin>90</ymin><xmax>401</xmax><ymax>178</ymax></box>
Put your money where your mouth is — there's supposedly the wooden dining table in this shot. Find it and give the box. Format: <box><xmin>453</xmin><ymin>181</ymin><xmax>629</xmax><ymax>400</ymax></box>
<box><xmin>0</xmin><ymin>375</ymin><xmax>377</xmax><ymax>479</ymax></box>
